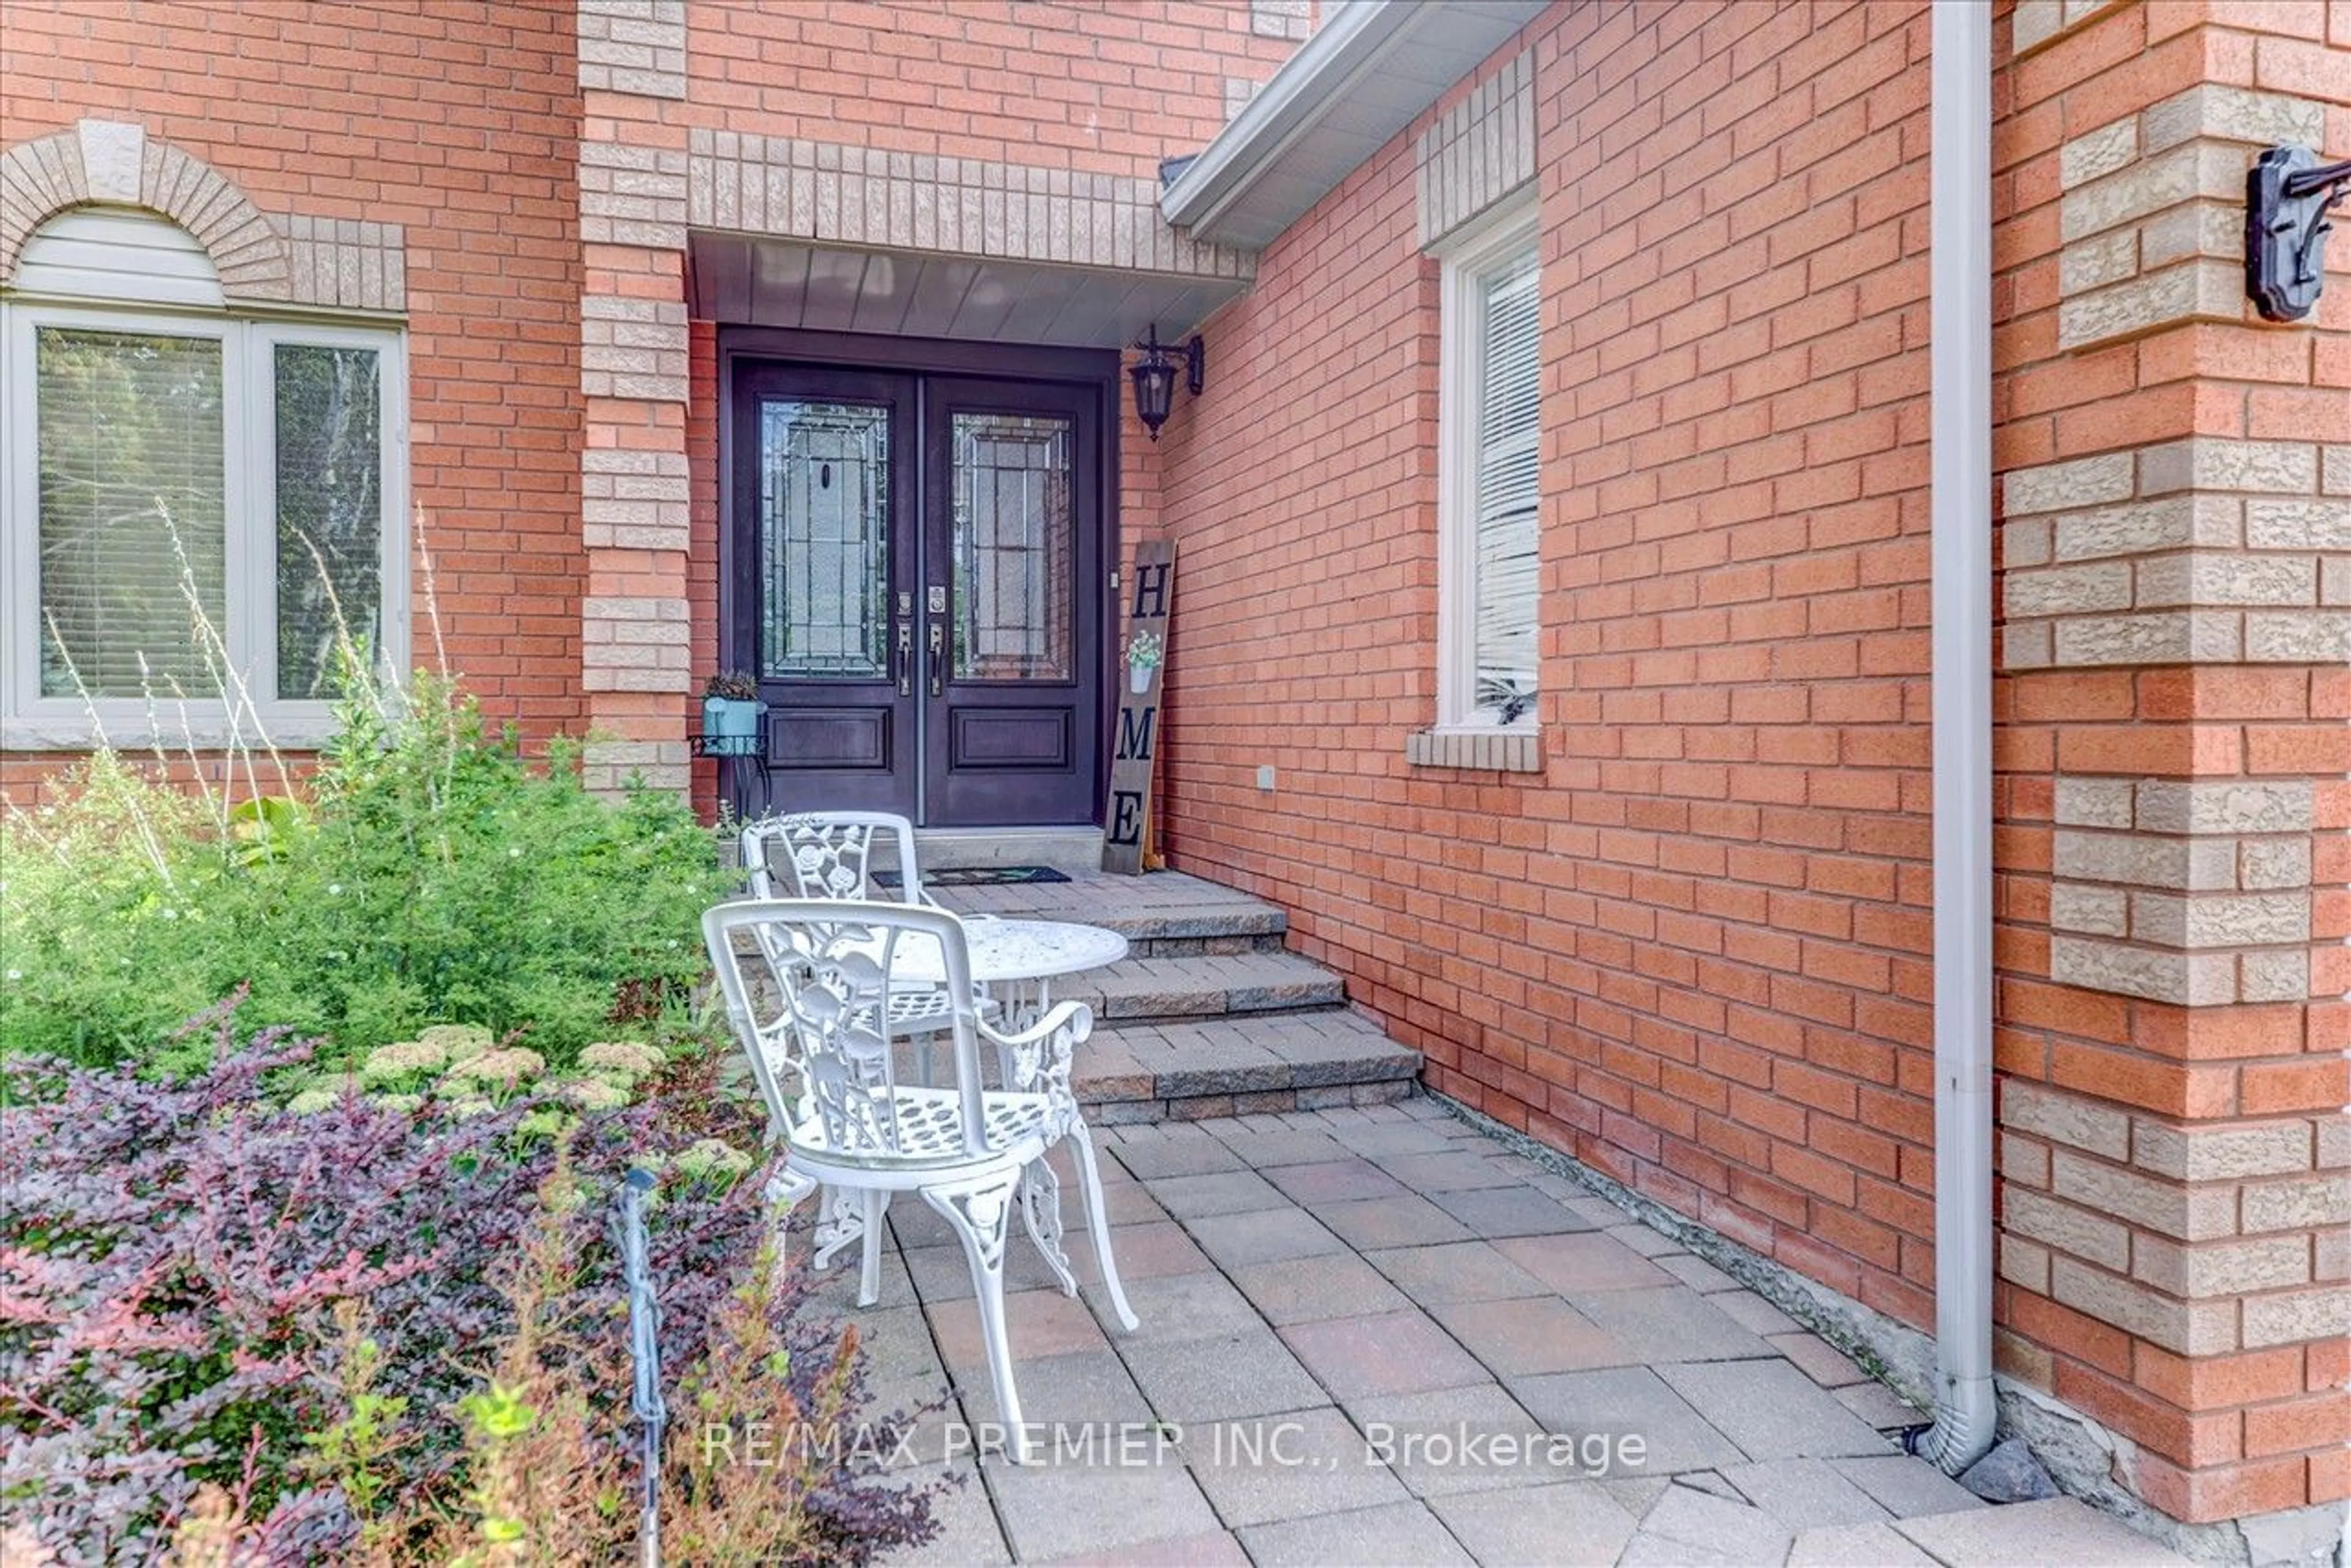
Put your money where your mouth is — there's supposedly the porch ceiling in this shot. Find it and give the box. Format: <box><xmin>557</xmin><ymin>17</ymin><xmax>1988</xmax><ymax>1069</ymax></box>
<box><xmin>686</xmin><ymin>233</ymin><xmax>1248</xmax><ymax>348</ymax></box>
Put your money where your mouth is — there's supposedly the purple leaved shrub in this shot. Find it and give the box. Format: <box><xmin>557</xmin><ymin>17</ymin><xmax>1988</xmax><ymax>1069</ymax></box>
<box><xmin>0</xmin><ymin>996</ymin><xmax>937</xmax><ymax>1564</ymax></box>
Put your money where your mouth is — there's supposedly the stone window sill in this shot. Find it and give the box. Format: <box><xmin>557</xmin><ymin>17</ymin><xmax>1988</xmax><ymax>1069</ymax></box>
<box><xmin>1404</xmin><ymin>727</ymin><xmax>1543</xmax><ymax>773</ymax></box>
<box><xmin>2</xmin><ymin>711</ymin><xmax>340</xmax><ymax>752</ymax></box>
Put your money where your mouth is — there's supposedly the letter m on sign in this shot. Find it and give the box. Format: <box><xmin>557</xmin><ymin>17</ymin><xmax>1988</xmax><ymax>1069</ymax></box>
<box><xmin>1116</xmin><ymin>705</ymin><xmax>1155</xmax><ymax>762</ymax></box>
<box><xmin>1101</xmin><ymin>539</ymin><xmax>1174</xmax><ymax>875</ymax></box>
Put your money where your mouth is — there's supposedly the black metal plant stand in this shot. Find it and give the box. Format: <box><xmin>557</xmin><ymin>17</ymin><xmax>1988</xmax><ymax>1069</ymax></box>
<box><xmin>693</xmin><ymin>710</ymin><xmax>771</xmax><ymax>820</ymax></box>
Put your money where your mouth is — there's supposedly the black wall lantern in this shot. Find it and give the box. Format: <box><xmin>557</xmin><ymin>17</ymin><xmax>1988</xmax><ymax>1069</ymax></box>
<box><xmin>2246</xmin><ymin>145</ymin><xmax>2351</xmax><ymax>323</ymax></box>
<box><xmin>1127</xmin><ymin>323</ymin><xmax>1205</xmax><ymax>441</ymax></box>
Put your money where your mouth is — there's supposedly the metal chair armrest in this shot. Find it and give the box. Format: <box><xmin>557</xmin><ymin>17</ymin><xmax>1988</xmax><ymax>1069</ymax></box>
<box><xmin>977</xmin><ymin>999</ymin><xmax>1091</xmax><ymax>1101</ymax></box>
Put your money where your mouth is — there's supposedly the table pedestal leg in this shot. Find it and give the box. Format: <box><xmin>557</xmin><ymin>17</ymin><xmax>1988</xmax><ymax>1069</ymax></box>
<box><xmin>988</xmin><ymin>976</ymin><xmax>1051</xmax><ymax>1035</ymax></box>
<box><xmin>1018</xmin><ymin>1155</ymin><xmax>1078</xmax><ymax>1298</ymax></box>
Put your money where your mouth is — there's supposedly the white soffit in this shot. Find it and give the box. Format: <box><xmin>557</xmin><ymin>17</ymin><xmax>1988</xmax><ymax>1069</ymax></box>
<box><xmin>686</xmin><ymin>234</ymin><xmax>1249</xmax><ymax>347</ymax></box>
<box><xmin>1162</xmin><ymin>0</ymin><xmax>1548</xmax><ymax>251</ymax></box>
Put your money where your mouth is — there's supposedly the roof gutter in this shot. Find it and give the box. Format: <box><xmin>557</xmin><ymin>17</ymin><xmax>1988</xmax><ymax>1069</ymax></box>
<box><xmin>1161</xmin><ymin>1</ymin><xmax>1422</xmax><ymax>236</ymax></box>
<box><xmin>1161</xmin><ymin>0</ymin><xmax>1545</xmax><ymax>249</ymax></box>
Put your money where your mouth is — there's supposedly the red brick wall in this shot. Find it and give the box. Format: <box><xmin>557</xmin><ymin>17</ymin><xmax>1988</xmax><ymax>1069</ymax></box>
<box><xmin>1156</xmin><ymin>0</ymin><xmax>1942</xmax><ymax>1331</ymax></box>
<box><xmin>680</xmin><ymin>0</ymin><xmax>1298</xmax><ymax>179</ymax></box>
<box><xmin>1157</xmin><ymin>0</ymin><xmax>2351</xmax><ymax>1527</ymax></box>
<box><xmin>0</xmin><ymin>0</ymin><xmax>585</xmax><ymax>802</ymax></box>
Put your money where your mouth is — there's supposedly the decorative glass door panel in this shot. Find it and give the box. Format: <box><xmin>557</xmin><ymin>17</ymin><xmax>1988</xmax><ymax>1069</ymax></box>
<box><xmin>734</xmin><ymin>369</ymin><xmax>915</xmax><ymax>818</ymax></box>
<box><xmin>760</xmin><ymin>400</ymin><xmax>890</xmax><ymax>679</ymax></box>
<box><xmin>952</xmin><ymin>413</ymin><xmax>1073</xmax><ymax>683</ymax></box>
<box><xmin>729</xmin><ymin>360</ymin><xmax>1103</xmax><ymax>828</ymax></box>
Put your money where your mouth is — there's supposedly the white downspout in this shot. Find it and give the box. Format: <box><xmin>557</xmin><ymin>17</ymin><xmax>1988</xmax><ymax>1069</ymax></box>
<box><xmin>1913</xmin><ymin>0</ymin><xmax>1999</xmax><ymax>1475</ymax></box>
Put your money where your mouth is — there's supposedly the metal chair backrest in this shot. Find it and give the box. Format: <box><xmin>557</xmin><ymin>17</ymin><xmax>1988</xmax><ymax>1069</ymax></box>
<box><xmin>741</xmin><ymin>812</ymin><xmax>926</xmax><ymax>905</ymax></box>
<box><xmin>701</xmin><ymin>898</ymin><xmax>993</xmax><ymax>1161</ymax></box>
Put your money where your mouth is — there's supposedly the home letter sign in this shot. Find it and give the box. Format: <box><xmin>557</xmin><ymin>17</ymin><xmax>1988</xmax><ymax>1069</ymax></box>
<box><xmin>1102</xmin><ymin>541</ymin><xmax>1175</xmax><ymax>874</ymax></box>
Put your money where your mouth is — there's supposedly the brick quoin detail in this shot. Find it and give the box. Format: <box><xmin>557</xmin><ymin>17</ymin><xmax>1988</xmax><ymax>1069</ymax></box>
<box><xmin>669</xmin><ymin>0</ymin><xmax>1297</xmax><ymax>803</ymax></box>
<box><xmin>577</xmin><ymin>0</ymin><xmax>685</xmax><ymax>100</ymax></box>
<box><xmin>1991</xmin><ymin>0</ymin><xmax>2350</xmax><ymax>1530</ymax></box>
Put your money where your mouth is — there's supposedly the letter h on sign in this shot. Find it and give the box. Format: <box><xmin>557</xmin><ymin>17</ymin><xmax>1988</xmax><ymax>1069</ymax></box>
<box><xmin>1130</xmin><ymin>559</ymin><xmax>1170</xmax><ymax>620</ymax></box>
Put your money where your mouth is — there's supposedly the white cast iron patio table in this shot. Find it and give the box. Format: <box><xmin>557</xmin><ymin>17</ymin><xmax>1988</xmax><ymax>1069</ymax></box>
<box><xmin>888</xmin><ymin>915</ymin><xmax>1130</xmax><ymax>1026</ymax></box>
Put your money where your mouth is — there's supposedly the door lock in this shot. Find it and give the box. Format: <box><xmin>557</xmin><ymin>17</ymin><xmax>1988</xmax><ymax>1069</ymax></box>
<box><xmin>928</xmin><ymin>621</ymin><xmax>945</xmax><ymax>697</ymax></box>
<box><xmin>894</xmin><ymin>620</ymin><xmax>912</xmax><ymax>696</ymax></box>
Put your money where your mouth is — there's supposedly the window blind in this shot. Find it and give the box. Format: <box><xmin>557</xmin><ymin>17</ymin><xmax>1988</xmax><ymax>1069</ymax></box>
<box><xmin>35</xmin><ymin>326</ymin><xmax>227</xmax><ymax>699</ymax></box>
<box><xmin>1472</xmin><ymin>250</ymin><xmax>1539</xmax><ymax>718</ymax></box>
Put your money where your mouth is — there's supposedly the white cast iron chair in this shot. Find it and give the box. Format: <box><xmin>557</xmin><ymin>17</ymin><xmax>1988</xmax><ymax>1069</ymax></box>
<box><xmin>702</xmin><ymin>898</ymin><xmax>1138</xmax><ymax>1463</ymax></box>
<box><xmin>741</xmin><ymin>809</ymin><xmax>960</xmax><ymax>909</ymax></box>
<box><xmin>738</xmin><ymin>811</ymin><xmax>1011</xmax><ymax>1288</ymax></box>
<box><xmin>740</xmin><ymin>811</ymin><xmax>995</xmax><ymax>1048</ymax></box>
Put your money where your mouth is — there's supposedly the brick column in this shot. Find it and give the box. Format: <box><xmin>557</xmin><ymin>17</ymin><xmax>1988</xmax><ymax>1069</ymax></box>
<box><xmin>576</xmin><ymin>0</ymin><xmax>692</xmax><ymax>795</ymax></box>
<box><xmin>1994</xmin><ymin>2</ymin><xmax>2349</xmax><ymax>1547</ymax></box>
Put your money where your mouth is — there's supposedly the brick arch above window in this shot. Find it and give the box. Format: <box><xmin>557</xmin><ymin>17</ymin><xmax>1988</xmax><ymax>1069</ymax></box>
<box><xmin>4</xmin><ymin>121</ymin><xmax>408</xmax><ymax>317</ymax></box>
<box><xmin>1</xmin><ymin>121</ymin><xmax>291</xmax><ymax>304</ymax></box>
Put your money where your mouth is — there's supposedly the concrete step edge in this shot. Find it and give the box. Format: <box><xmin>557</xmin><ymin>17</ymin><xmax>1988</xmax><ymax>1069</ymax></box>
<box><xmin>966</xmin><ymin>904</ymin><xmax>1289</xmax><ymax>942</ymax></box>
<box><xmin>1084</xmin><ymin>1079</ymin><xmax>1422</xmax><ymax>1122</ymax></box>
<box><xmin>1074</xmin><ymin>1009</ymin><xmax>1422</xmax><ymax>1104</ymax></box>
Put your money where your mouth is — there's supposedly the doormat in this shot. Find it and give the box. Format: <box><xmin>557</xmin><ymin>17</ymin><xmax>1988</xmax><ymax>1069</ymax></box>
<box><xmin>876</xmin><ymin>865</ymin><xmax>1072</xmax><ymax>888</ymax></box>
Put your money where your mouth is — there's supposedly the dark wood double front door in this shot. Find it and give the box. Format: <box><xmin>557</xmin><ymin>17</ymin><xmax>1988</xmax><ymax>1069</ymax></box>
<box><xmin>727</xmin><ymin>360</ymin><xmax>1105</xmax><ymax>827</ymax></box>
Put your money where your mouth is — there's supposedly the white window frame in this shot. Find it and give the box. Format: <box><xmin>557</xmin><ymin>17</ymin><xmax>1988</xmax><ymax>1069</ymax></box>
<box><xmin>0</xmin><ymin>297</ymin><xmax>408</xmax><ymax>750</ymax></box>
<box><xmin>1435</xmin><ymin>194</ymin><xmax>1540</xmax><ymax>735</ymax></box>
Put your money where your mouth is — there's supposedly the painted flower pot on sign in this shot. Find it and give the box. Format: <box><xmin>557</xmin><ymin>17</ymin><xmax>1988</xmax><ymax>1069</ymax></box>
<box><xmin>1126</xmin><ymin>631</ymin><xmax>1163</xmax><ymax>695</ymax></box>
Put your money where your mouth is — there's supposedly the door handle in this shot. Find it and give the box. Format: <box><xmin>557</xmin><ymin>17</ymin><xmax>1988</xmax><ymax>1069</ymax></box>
<box><xmin>894</xmin><ymin>620</ymin><xmax>912</xmax><ymax>697</ymax></box>
<box><xmin>928</xmin><ymin>621</ymin><xmax>945</xmax><ymax>697</ymax></box>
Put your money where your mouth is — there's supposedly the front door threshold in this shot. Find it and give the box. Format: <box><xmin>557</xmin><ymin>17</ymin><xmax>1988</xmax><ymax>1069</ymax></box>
<box><xmin>915</xmin><ymin>826</ymin><xmax>1105</xmax><ymax>873</ymax></box>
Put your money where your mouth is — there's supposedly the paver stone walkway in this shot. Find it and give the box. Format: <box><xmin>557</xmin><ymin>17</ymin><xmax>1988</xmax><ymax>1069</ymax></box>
<box><xmin>782</xmin><ymin>1098</ymin><xmax>2190</xmax><ymax>1567</ymax></box>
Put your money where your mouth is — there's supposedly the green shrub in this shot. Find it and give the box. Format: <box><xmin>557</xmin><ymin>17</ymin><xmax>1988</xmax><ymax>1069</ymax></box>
<box><xmin>0</xmin><ymin>674</ymin><xmax>733</xmax><ymax>1073</ymax></box>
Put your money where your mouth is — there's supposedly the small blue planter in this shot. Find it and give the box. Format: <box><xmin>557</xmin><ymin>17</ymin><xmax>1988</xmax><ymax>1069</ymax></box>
<box><xmin>700</xmin><ymin>696</ymin><xmax>763</xmax><ymax>757</ymax></box>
